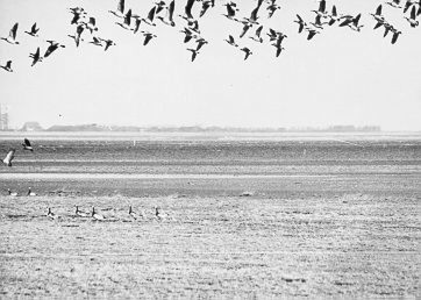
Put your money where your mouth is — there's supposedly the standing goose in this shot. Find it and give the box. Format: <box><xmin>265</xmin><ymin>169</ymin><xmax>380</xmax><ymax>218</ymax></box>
<box><xmin>250</xmin><ymin>25</ymin><xmax>264</xmax><ymax>43</ymax></box>
<box><xmin>386</xmin><ymin>0</ymin><xmax>403</xmax><ymax>8</ymax></box>
<box><xmin>306</xmin><ymin>28</ymin><xmax>320</xmax><ymax>40</ymax></box>
<box><xmin>222</xmin><ymin>2</ymin><xmax>237</xmax><ymax>20</ymax></box>
<box><xmin>27</xmin><ymin>187</ymin><xmax>37</xmax><ymax>196</ymax></box>
<box><xmin>92</xmin><ymin>207</ymin><xmax>105</xmax><ymax>221</ymax></box>
<box><xmin>128</xmin><ymin>206</ymin><xmax>139</xmax><ymax>220</ymax></box>
<box><xmin>267</xmin><ymin>0</ymin><xmax>281</xmax><ymax>18</ymax></box>
<box><xmin>47</xmin><ymin>208</ymin><xmax>57</xmax><ymax>220</ymax></box>
<box><xmin>75</xmin><ymin>206</ymin><xmax>89</xmax><ymax>217</ymax></box>
<box><xmin>8</xmin><ymin>189</ymin><xmax>18</xmax><ymax>197</ymax></box>
<box><xmin>90</xmin><ymin>37</ymin><xmax>103</xmax><ymax>47</ymax></box>
<box><xmin>0</xmin><ymin>60</ymin><xmax>13</xmax><ymax>72</ymax></box>
<box><xmin>22</xmin><ymin>138</ymin><xmax>33</xmax><ymax>151</ymax></box>
<box><xmin>3</xmin><ymin>149</ymin><xmax>15</xmax><ymax>167</ymax></box>
<box><xmin>29</xmin><ymin>47</ymin><xmax>43</xmax><ymax>67</ymax></box>
<box><xmin>44</xmin><ymin>40</ymin><xmax>66</xmax><ymax>58</ymax></box>
<box><xmin>25</xmin><ymin>23</ymin><xmax>40</xmax><ymax>37</ymax></box>
<box><xmin>1</xmin><ymin>23</ymin><xmax>20</xmax><ymax>44</ymax></box>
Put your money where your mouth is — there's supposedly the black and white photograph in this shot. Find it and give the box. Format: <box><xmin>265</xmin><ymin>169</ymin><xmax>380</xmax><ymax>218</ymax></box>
<box><xmin>0</xmin><ymin>0</ymin><xmax>420</xmax><ymax>298</ymax></box>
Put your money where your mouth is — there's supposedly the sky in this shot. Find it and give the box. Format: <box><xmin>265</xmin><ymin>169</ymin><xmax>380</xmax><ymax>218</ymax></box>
<box><xmin>0</xmin><ymin>0</ymin><xmax>420</xmax><ymax>131</ymax></box>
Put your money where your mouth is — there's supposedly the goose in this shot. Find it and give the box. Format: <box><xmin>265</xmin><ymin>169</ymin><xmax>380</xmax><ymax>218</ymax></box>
<box><xmin>3</xmin><ymin>149</ymin><xmax>15</xmax><ymax>167</ymax></box>
<box><xmin>195</xmin><ymin>38</ymin><xmax>208</xmax><ymax>51</ymax></box>
<box><xmin>29</xmin><ymin>47</ymin><xmax>43</xmax><ymax>67</ymax></box>
<box><xmin>327</xmin><ymin>5</ymin><xmax>339</xmax><ymax>26</ymax></box>
<box><xmin>101</xmin><ymin>38</ymin><xmax>116</xmax><ymax>51</ymax></box>
<box><xmin>225</xmin><ymin>35</ymin><xmax>238</xmax><ymax>47</ymax></box>
<box><xmin>239</xmin><ymin>21</ymin><xmax>253</xmax><ymax>38</ymax></box>
<box><xmin>310</xmin><ymin>15</ymin><xmax>327</xmax><ymax>30</ymax></box>
<box><xmin>70</xmin><ymin>10</ymin><xmax>86</xmax><ymax>25</ymax></box>
<box><xmin>0</xmin><ymin>60</ymin><xmax>13</xmax><ymax>72</ymax></box>
<box><xmin>404</xmin><ymin>0</ymin><xmax>420</xmax><ymax>13</ymax></box>
<box><xmin>128</xmin><ymin>206</ymin><xmax>139</xmax><ymax>220</ymax></box>
<box><xmin>405</xmin><ymin>6</ymin><xmax>419</xmax><ymax>27</ymax></box>
<box><xmin>187</xmin><ymin>48</ymin><xmax>199</xmax><ymax>62</ymax></box>
<box><xmin>306</xmin><ymin>28</ymin><xmax>320</xmax><ymax>40</ymax></box>
<box><xmin>267</xmin><ymin>0</ymin><xmax>281</xmax><ymax>18</ymax></box>
<box><xmin>339</xmin><ymin>14</ymin><xmax>363</xmax><ymax>32</ymax></box>
<box><xmin>1</xmin><ymin>23</ymin><xmax>20</xmax><ymax>45</ymax></box>
<box><xmin>90</xmin><ymin>36</ymin><xmax>103</xmax><ymax>47</ymax></box>
<box><xmin>141</xmin><ymin>31</ymin><xmax>157</xmax><ymax>46</ymax></box>
<box><xmin>243</xmin><ymin>1</ymin><xmax>263</xmax><ymax>25</ymax></box>
<box><xmin>240</xmin><ymin>47</ymin><xmax>253</xmax><ymax>60</ymax></box>
<box><xmin>155</xmin><ymin>206</ymin><xmax>168</xmax><ymax>222</ymax></box>
<box><xmin>157</xmin><ymin>0</ymin><xmax>176</xmax><ymax>27</ymax></box>
<box><xmin>109</xmin><ymin>0</ymin><xmax>125</xmax><ymax>18</ymax></box>
<box><xmin>115</xmin><ymin>9</ymin><xmax>132</xmax><ymax>30</ymax></box>
<box><xmin>199</xmin><ymin>0</ymin><xmax>214</xmax><ymax>18</ymax></box>
<box><xmin>132</xmin><ymin>17</ymin><xmax>143</xmax><ymax>34</ymax></box>
<box><xmin>75</xmin><ymin>206</ymin><xmax>89</xmax><ymax>217</ymax></box>
<box><xmin>155</xmin><ymin>1</ymin><xmax>167</xmax><ymax>15</ymax></box>
<box><xmin>250</xmin><ymin>25</ymin><xmax>264</xmax><ymax>43</ymax></box>
<box><xmin>69</xmin><ymin>7</ymin><xmax>85</xmax><ymax>14</ymax></box>
<box><xmin>386</xmin><ymin>0</ymin><xmax>403</xmax><ymax>8</ymax></box>
<box><xmin>311</xmin><ymin>0</ymin><xmax>328</xmax><ymax>18</ymax></box>
<box><xmin>8</xmin><ymin>189</ymin><xmax>18</xmax><ymax>197</ymax></box>
<box><xmin>92</xmin><ymin>207</ymin><xmax>105</xmax><ymax>221</ymax></box>
<box><xmin>44</xmin><ymin>40</ymin><xmax>65</xmax><ymax>58</ymax></box>
<box><xmin>47</xmin><ymin>208</ymin><xmax>57</xmax><ymax>220</ymax></box>
<box><xmin>180</xmin><ymin>27</ymin><xmax>197</xmax><ymax>43</ymax></box>
<box><xmin>272</xmin><ymin>43</ymin><xmax>285</xmax><ymax>57</ymax></box>
<box><xmin>22</xmin><ymin>138</ymin><xmax>33</xmax><ymax>151</ymax></box>
<box><xmin>82</xmin><ymin>17</ymin><xmax>98</xmax><ymax>33</ymax></box>
<box><xmin>391</xmin><ymin>29</ymin><xmax>402</xmax><ymax>44</ymax></box>
<box><xmin>27</xmin><ymin>187</ymin><xmax>37</xmax><ymax>196</ymax></box>
<box><xmin>183</xmin><ymin>0</ymin><xmax>196</xmax><ymax>20</ymax></box>
<box><xmin>24</xmin><ymin>23</ymin><xmax>40</xmax><ymax>37</ymax></box>
<box><xmin>294</xmin><ymin>15</ymin><xmax>307</xmax><ymax>33</ymax></box>
<box><xmin>371</xmin><ymin>5</ymin><xmax>385</xmax><ymax>22</ymax></box>
<box><xmin>222</xmin><ymin>3</ymin><xmax>237</xmax><ymax>20</ymax></box>
<box><xmin>383</xmin><ymin>22</ymin><xmax>394</xmax><ymax>37</ymax></box>
<box><xmin>142</xmin><ymin>6</ymin><xmax>157</xmax><ymax>27</ymax></box>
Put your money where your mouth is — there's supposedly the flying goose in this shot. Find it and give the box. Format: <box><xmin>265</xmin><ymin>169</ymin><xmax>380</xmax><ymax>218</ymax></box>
<box><xmin>3</xmin><ymin>149</ymin><xmax>15</xmax><ymax>167</ymax></box>
<box><xmin>187</xmin><ymin>48</ymin><xmax>200</xmax><ymax>62</ymax></box>
<box><xmin>27</xmin><ymin>187</ymin><xmax>37</xmax><ymax>196</ymax></box>
<box><xmin>267</xmin><ymin>0</ymin><xmax>281</xmax><ymax>18</ymax></box>
<box><xmin>155</xmin><ymin>206</ymin><xmax>168</xmax><ymax>222</ymax></box>
<box><xmin>272</xmin><ymin>43</ymin><xmax>285</xmax><ymax>57</ymax></box>
<box><xmin>180</xmin><ymin>27</ymin><xmax>197</xmax><ymax>43</ymax></box>
<box><xmin>43</xmin><ymin>40</ymin><xmax>65</xmax><ymax>58</ymax></box>
<box><xmin>294</xmin><ymin>15</ymin><xmax>307</xmax><ymax>33</ymax></box>
<box><xmin>0</xmin><ymin>60</ymin><xmax>13</xmax><ymax>72</ymax></box>
<box><xmin>225</xmin><ymin>35</ymin><xmax>238</xmax><ymax>47</ymax></box>
<box><xmin>386</xmin><ymin>0</ymin><xmax>403</xmax><ymax>8</ymax></box>
<box><xmin>157</xmin><ymin>0</ymin><xmax>176</xmax><ymax>27</ymax></box>
<box><xmin>90</xmin><ymin>36</ymin><xmax>103</xmax><ymax>47</ymax></box>
<box><xmin>195</xmin><ymin>37</ymin><xmax>208</xmax><ymax>51</ymax></box>
<box><xmin>115</xmin><ymin>9</ymin><xmax>132</xmax><ymax>30</ymax></box>
<box><xmin>141</xmin><ymin>31</ymin><xmax>157</xmax><ymax>46</ymax></box>
<box><xmin>391</xmin><ymin>29</ymin><xmax>402</xmax><ymax>44</ymax></box>
<box><xmin>306</xmin><ymin>28</ymin><xmax>320</xmax><ymax>40</ymax></box>
<box><xmin>109</xmin><ymin>0</ymin><xmax>125</xmax><ymax>18</ymax></box>
<box><xmin>311</xmin><ymin>0</ymin><xmax>328</xmax><ymax>18</ymax></box>
<box><xmin>199</xmin><ymin>0</ymin><xmax>214</xmax><ymax>18</ymax></box>
<box><xmin>142</xmin><ymin>6</ymin><xmax>157</xmax><ymax>26</ymax></box>
<box><xmin>250</xmin><ymin>25</ymin><xmax>264</xmax><ymax>43</ymax></box>
<box><xmin>1</xmin><ymin>23</ymin><xmax>20</xmax><ymax>45</ymax></box>
<box><xmin>47</xmin><ymin>208</ymin><xmax>57</xmax><ymax>220</ymax></box>
<box><xmin>25</xmin><ymin>23</ymin><xmax>40</xmax><ymax>37</ymax></box>
<box><xmin>92</xmin><ymin>207</ymin><xmax>105</xmax><ymax>221</ymax></box>
<box><xmin>240</xmin><ymin>47</ymin><xmax>253</xmax><ymax>60</ymax></box>
<box><xmin>29</xmin><ymin>47</ymin><xmax>43</xmax><ymax>67</ymax></box>
<box><xmin>405</xmin><ymin>6</ymin><xmax>419</xmax><ymax>27</ymax></box>
<box><xmin>183</xmin><ymin>0</ymin><xmax>196</xmax><ymax>20</ymax></box>
<box><xmin>327</xmin><ymin>5</ymin><xmax>339</xmax><ymax>26</ymax></box>
<box><xmin>222</xmin><ymin>2</ymin><xmax>238</xmax><ymax>20</ymax></box>
<box><xmin>8</xmin><ymin>189</ymin><xmax>18</xmax><ymax>197</ymax></box>
<box><xmin>22</xmin><ymin>138</ymin><xmax>33</xmax><ymax>151</ymax></box>
<box><xmin>101</xmin><ymin>38</ymin><xmax>116</xmax><ymax>51</ymax></box>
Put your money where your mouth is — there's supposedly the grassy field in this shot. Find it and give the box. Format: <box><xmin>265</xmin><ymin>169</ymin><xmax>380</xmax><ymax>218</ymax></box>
<box><xmin>0</xmin><ymin>135</ymin><xmax>420</xmax><ymax>298</ymax></box>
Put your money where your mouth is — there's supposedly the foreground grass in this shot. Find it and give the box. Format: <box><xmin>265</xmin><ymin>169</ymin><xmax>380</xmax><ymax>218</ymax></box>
<box><xmin>0</xmin><ymin>194</ymin><xmax>419</xmax><ymax>299</ymax></box>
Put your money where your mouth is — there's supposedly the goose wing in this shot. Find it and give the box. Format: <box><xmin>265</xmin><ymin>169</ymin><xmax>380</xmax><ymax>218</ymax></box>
<box><xmin>118</xmin><ymin>0</ymin><xmax>125</xmax><ymax>14</ymax></box>
<box><xmin>24</xmin><ymin>138</ymin><xmax>31</xmax><ymax>147</ymax></box>
<box><xmin>10</xmin><ymin>23</ymin><xmax>18</xmax><ymax>39</ymax></box>
<box><xmin>185</xmin><ymin>0</ymin><xmax>195</xmax><ymax>19</ymax></box>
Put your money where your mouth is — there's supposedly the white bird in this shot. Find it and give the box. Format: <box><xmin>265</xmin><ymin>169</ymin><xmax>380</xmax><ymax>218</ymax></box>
<box><xmin>7</xmin><ymin>189</ymin><xmax>18</xmax><ymax>197</ymax></box>
<box><xmin>3</xmin><ymin>149</ymin><xmax>15</xmax><ymax>167</ymax></box>
<box><xmin>1</xmin><ymin>23</ymin><xmax>20</xmax><ymax>45</ymax></box>
<box><xmin>92</xmin><ymin>207</ymin><xmax>105</xmax><ymax>221</ymax></box>
<box><xmin>27</xmin><ymin>187</ymin><xmax>37</xmax><ymax>196</ymax></box>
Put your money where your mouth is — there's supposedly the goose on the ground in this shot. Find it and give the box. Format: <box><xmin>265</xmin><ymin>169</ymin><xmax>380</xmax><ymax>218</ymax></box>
<box><xmin>3</xmin><ymin>149</ymin><xmax>15</xmax><ymax>167</ymax></box>
<box><xmin>22</xmin><ymin>138</ymin><xmax>33</xmax><ymax>151</ymax></box>
<box><xmin>92</xmin><ymin>207</ymin><xmax>105</xmax><ymax>221</ymax></box>
<box><xmin>141</xmin><ymin>31</ymin><xmax>157</xmax><ymax>46</ymax></box>
<box><xmin>8</xmin><ymin>189</ymin><xmax>18</xmax><ymax>197</ymax></box>
<box><xmin>25</xmin><ymin>23</ymin><xmax>40</xmax><ymax>37</ymax></box>
<box><xmin>27</xmin><ymin>187</ymin><xmax>37</xmax><ymax>196</ymax></box>
<box><xmin>75</xmin><ymin>206</ymin><xmax>89</xmax><ymax>217</ymax></box>
<box><xmin>1</xmin><ymin>23</ymin><xmax>20</xmax><ymax>45</ymax></box>
<box><xmin>129</xmin><ymin>206</ymin><xmax>140</xmax><ymax>220</ymax></box>
<box><xmin>0</xmin><ymin>60</ymin><xmax>13</xmax><ymax>72</ymax></box>
<box><xmin>47</xmin><ymin>208</ymin><xmax>57</xmax><ymax>220</ymax></box>
<box><xmin>155</xmin><ymin>206</ymin><xmax>168</xmax><ymax>222</ymax></box>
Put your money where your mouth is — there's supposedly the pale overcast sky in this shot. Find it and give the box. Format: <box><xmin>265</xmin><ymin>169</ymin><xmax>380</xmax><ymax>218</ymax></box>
<box><xmin>0</xmin><ymin>0</ymin><xmax>420</xmax><ymax>130</ymax></box>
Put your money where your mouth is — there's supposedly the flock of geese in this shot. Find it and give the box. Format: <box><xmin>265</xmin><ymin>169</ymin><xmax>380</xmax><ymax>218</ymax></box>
<box><xmin>2</xmin><ymin>138</ymin><xmax>173</xmax><ymax>222</ymax></box>
<box><xmin>1</xmin><ymin>0</ymin><xmax>420</xmax><ymax>71</ymax></box>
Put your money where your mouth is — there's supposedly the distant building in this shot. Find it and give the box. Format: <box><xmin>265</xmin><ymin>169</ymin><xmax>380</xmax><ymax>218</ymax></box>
<box><xmin>0</xmin><ymin>104</ymin><xmax>9</xmax><ymax>130</ymax></box>
<box><xmin>21</xmin><ymin>122</ymin><xmax>43</xmax><ymax>131</ymax></box>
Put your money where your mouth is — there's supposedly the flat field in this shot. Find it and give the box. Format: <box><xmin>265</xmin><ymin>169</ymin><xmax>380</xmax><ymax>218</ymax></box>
<box><xmin>0</xmin><ymin>132</ymin><xmax>420</xmax><ymax>298</ymax></box>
